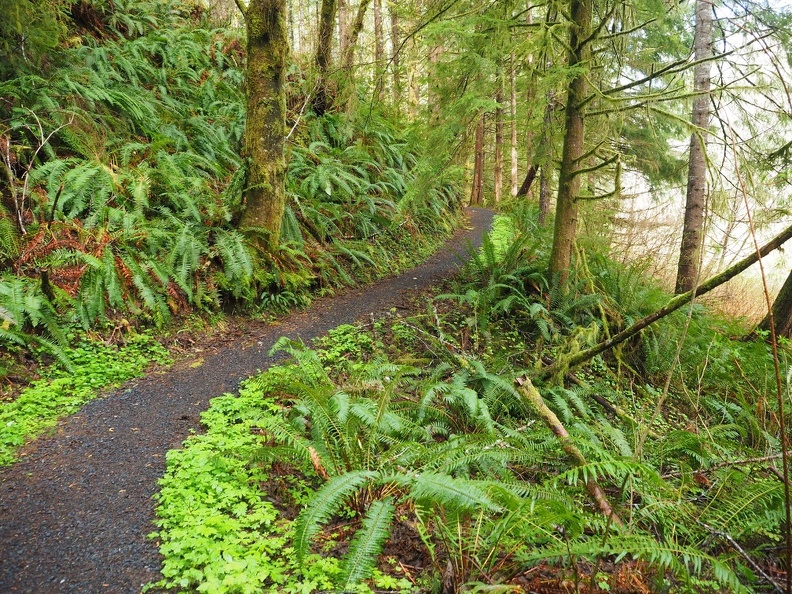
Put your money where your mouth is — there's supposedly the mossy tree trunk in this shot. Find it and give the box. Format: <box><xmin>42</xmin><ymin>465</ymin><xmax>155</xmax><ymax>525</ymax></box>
<box><xmin>548</xmin><ymin>0</ymin><xmax>592</xmax><ymax>289</ymax></box>
<box><xmin>341</xmin><ymin>0</ymin><xmax>373</xmax><ymax>72</ymax></box>
<box><xmin>238</xmin><ymin>0</ymin><xmax>289</xmax><ymax>250</ymax></box>
<box><xmin>313</xmin><ymin>0</ymin><xmax>337</xmax><ymax>116</ymax></box>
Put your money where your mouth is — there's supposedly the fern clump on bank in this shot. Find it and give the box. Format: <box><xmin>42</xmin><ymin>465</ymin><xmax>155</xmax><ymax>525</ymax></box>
<box><xmin>0</xmin><ymin>0</ymin><xmax>464</xmax><ymax>454</ymax></box>
<box><xmin>0</xmin><ymin>0</ymin><xmax>463</xmax><ymax>375</ymax></box>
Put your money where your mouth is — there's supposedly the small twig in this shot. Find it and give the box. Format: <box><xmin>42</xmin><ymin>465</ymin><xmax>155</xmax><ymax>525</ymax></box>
<box><xmin>662</xmin><ymin>454</ymin><xmax>784</xmax><ymax>479</ymax></box>
<box><xmin>286</xmin><ymin>78</ymin><xmax>320</xmax><ymax>141</ymax></box>
<box><xmin>699</xmin><ymin>521</ymin><xmax>784</xmax><ymax>594</ymax></box>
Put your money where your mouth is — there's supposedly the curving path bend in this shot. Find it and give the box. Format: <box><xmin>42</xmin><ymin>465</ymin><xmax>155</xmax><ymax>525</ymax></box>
<box><xmin>0</xmin><ymin>208</ymin><xmax>494</xmax><ymax>594</ymax></box>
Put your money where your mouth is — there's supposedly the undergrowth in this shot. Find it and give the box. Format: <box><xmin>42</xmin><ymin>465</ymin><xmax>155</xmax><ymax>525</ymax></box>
<box><xmin>151</xmin><ymin>205</ymin><xmax>788</xmax><ymax>593</ymax></box>
<box><xmin>0</xmin><ymin>329</ymin><xmax>169</xmax><ymax>466</ymax></box>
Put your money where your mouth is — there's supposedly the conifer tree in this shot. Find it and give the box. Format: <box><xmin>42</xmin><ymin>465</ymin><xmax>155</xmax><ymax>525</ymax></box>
<box><xmin>675</xmin><ymin>0</ymin><xmax>714</xmax><ymax>293</ymax></box>
<box><xmin>548</xmin><ymin>0</ymin><xmax>592</xmax><ymax>288</ymax></box>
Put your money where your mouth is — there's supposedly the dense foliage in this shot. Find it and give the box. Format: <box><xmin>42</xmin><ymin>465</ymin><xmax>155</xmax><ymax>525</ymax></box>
<box><xmin>152</xmin><ymin>208</ymin><xmax>788</xmax><ymax>593</ymax></box>
<box><xmin>0</xmin><ymin>0</ymin><xmax>463</xmax><ymax>376</ymax></box>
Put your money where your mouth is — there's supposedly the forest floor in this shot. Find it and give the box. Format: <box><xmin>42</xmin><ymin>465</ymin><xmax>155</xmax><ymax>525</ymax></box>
<box><xmin>0</xmin><ymin>208</ymin><xmax>494</xmax><ymax>594</ymax></box>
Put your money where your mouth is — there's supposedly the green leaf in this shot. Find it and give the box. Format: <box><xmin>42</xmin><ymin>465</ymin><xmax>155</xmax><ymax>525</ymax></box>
<box><xmin>341</xmin><ymin>497</ymin><xmax>395</xmax><ymax>588</ymax></box>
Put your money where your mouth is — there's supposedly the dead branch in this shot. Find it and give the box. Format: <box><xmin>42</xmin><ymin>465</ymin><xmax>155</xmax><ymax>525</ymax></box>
<box><xmin>535</xmin><ymin>222</ymin><xmax>792</xmax><ymax>380</ymax></box>
<box><xmin>515</xmin><ymin>375</ymin><xmax>623</xmax><ymax>526</ymax></box>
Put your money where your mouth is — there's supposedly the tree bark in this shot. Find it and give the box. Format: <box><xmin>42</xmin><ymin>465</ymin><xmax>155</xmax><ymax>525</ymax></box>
<box><xmin>539</xmin><ymin>164</ymin><xmax>551</xmax><ymax>227</ymax></box>
<box><xmin>510</xmin><ymin>52</ymin><xmax>519</xmax><ymax>198</ymax></box>
<box><xmin>494</xmin><ymin>76</ymin><xmax>504</xmax><ymax>203</ymax></box>
<box><xmin>341</xmin><ymin>0</ymin><xmax>373</xmax><ymax>72</ymax></box>
<box><xmin>675</xmin><ymin>0</ymin><xmax>713</xmax><ymax>294</ymax></box>
<box><xmin>338</xmin><ymin>0</ymin><xmax>349</xmax><ymax>57</ymax></box>
<box><xmin>516</xmin><ymin>165</ymin><xmax>537</xmax><ymax>197</ymax></box>
<box><xmin>758</xmin><ymin>270</ymin><xmax>792</xmax><ymax>338</ymax></box>
<box><xmin>470</xmin><ymin>114</ymin><xmax>485</xmax><ymax>206</ymax></box>
<box><xmin>389</xmin><ymin>2</ymin><xmax>401</xmax><ymax>109</ymax></box>
<box><xmin>536</xmin><ymin>222</ymin><xmax>792</xmax><ymax>380</ymax></box>
<box><xmin>548</xmin><ymin>0</ymin><xmax>592</xmax><ymax>289</ymax></box>
<box><xmin>373</xmin><ymin>0</ymin><xmax>385</xmax><ymax>102</ymax></box>
<box><xmin>313</xmin><ymin>0</ymin><xmax>337</xmax><ymax>116</ymax></box>
<box><xmin>239</xmin><ymin>0</ymin><xmax>290</xmax><ymax>250</ymax></box>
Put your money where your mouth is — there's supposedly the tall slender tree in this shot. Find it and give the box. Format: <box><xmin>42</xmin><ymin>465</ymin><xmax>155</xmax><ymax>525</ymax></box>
<box><xmin>374</xmin><ymin>0</ymin><xmax>385</xmax><ymax>101</ymax></box>
<box><xmin>675</xmin><ymin>0</ymin><xmax>714</xmax><ymax>293</ymax></box>
<box><xmin>548</xmin><ymin>0</ymin><xmax>592</xmax><ymax>288</ymax></box>
<box><xmin>494</xmin><ymin>77</ymin><xmax>504</xmax><ymax>202</ymax></box>
<box><xmin>389</xmin><ymin>2</ymin><xmax>401</xmax><ymax>109</ymax></box>
<box><xmin>471</xmin><ymin>114</ymin><xmax>485</xmax><ymax>205</ymax></box>
<box><xmin>235</xmin><ymin>0</ymin><xmax>290</xmax><ymax>249</ymax></box>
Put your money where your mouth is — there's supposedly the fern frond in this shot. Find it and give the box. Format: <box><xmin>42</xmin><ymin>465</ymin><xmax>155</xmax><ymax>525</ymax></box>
<box><xmin>293</xmin><ymin>470</ymin><xmax>375</xmax><ymax>562</ymax></box>
<box><xmin>341</xmin><ymin>497</ymin><xmax>395</xmax><ymax>588</ymax></box>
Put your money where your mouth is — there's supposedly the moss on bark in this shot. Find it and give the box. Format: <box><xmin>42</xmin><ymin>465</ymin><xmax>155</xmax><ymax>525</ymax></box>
<box><xmin>239</xmin><ymin>0</ymin><xmax>289</xmax><ymax>251</ymax></box>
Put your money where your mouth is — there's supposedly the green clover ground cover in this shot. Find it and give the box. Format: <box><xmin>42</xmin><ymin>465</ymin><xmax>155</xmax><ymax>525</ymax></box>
<box><xmin>149</xmin><ymin>373</ymin><xmax>342</xmax><ymax>594</ymax></box>
<box><xmin>0</xmin><ymin>333</ymin><xmax>170</xmax><ymax>466</ymax></box>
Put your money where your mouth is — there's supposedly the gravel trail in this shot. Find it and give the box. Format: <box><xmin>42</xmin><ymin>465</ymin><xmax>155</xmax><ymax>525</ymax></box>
<box><xmin>0</xmin><ymin>208</ymin><xmax>494</xmax><ymax>594</ymax></box>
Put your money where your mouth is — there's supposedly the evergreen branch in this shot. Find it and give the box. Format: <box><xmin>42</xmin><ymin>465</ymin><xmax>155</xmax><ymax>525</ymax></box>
<box><xmin>570</xmin><ymin>153</ymin><xmax>618</xmax><ymax>180</ymax></box>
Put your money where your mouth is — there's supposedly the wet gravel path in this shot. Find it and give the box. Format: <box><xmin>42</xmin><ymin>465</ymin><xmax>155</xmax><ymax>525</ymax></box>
<box><xmin>0</xmin><ymin>208</ymin><xmax>494</xmax><ymax>594</ymax></box>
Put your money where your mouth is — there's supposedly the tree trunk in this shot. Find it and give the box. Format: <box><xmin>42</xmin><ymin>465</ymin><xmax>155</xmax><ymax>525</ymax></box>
<box><xmin>239</xmin><ymin>0</ymin><xmax>290</xmax><ymax>250</ymax></box>
<box><xmin>537</xmin><ymin>96</ymin><xmax>556</xmax><ymax>226</ymax></box>
<box><xmin>373</xmin><ymin>0</ymin><xmax>384</xmax><ymax>102</ymax></box>
<box><xmin>675</xmin><ymin>0</ymin><xmax>713</xmax><ymax>294</ymax></box>
<box><xmin>313</xmin><ymin>0</ymin><xmax>337</xmax><ymax>116</ymax></box>
<box><xmin>548</xmin><ymin>0</ymin><xmax>592</xmax><ymax>289</ymax></box>
<box><xmin>510</xmin><ymin>52</ymin><xmax>519</xmax><ymax>198</ymax></box>
<box><xmin>516</xmin><ymin>165</ymin><xmax>537</xmax><ymax>197</ymax></box>
<box><xmin>390</xmin><ymin>2</ymin><xmax>401</xmax><ymax>109</ymax></box>
<box><xmin>758</xmin><ymin>270</ymin><xmax>792</xmax><ymax>338</ymax></box>
<box><xmin>341</xmin><ymin>0</ymin><xmax>373</xmax><ymax>72</ymax></box>
<box><xmin>494</xmin><ymin>76</ymin><xmax>504</xmax><ymax>203</ymax></box>
<box><xmin>539</xmin><ymin>164</ymin><xmax>551</xmax><ymax>227</ymax></box>
<box><xmin>470</xmin><ymin>114</ymin><xmax>485</xmax><ymax>206</ymax></box>
<box><xmin>338</xmin><ymin>0</ymin><xmax>349</xmax><ymax>57</ymax></box>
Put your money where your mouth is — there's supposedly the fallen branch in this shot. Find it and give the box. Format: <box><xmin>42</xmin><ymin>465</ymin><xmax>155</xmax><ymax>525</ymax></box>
<box><xmin>515</xmin><ymin>165</ymin><xmax>538</xmax><ymax>197</ymax></box>
<box><xmin>535</xmin><ymin>223</ymin><xmax>792</xmax><ymax>380</ymax></box>
<box><xmin>662</xmin><ymin>453</ymin><xmax>784</xmax><ymax>479</ymax></box>
<box><xmin>699</xmin><ymin>521</ymin><xmax>785</xmax><ymax>594</ymax></box>
<box><xmin>515</xmin><ymin>375</ymin><xmax>623</xmax><ymax>526</ymax></box>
